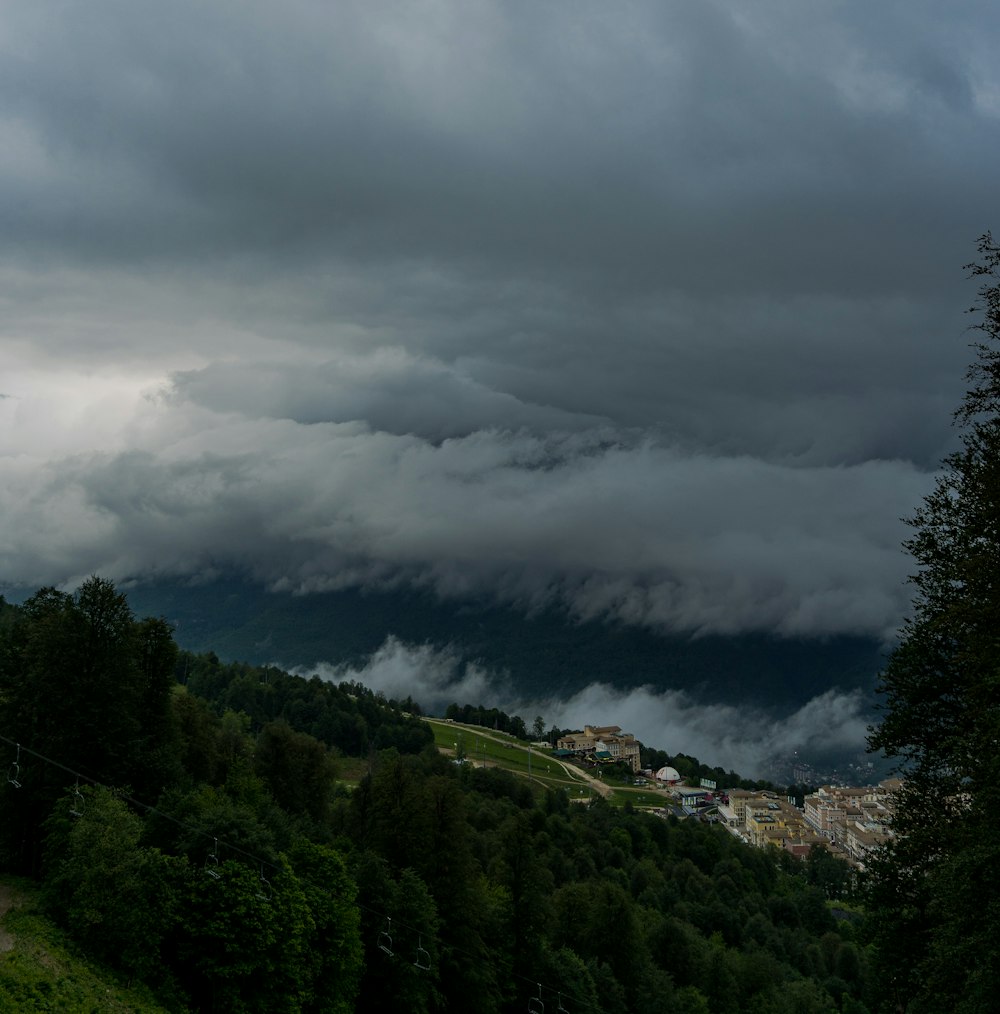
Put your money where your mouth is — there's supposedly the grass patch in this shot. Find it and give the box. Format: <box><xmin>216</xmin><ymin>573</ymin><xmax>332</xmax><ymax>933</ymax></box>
<box><xmin>0</xmin><ymin>877</ymin><xmax>173</xmax><ymax>1013</ymax></box>
<box><xmin>424</xmin><ymin>719</ymin><xmax>686</xmax><ymax>812</ymax></box>
<box><xmin>337</xmin><ymin>755</ymin><xmax>370</xmax><ymax>785</ymax></box>
<box><xmin>425</xmin><ymin>719</ymin><xmax>629</xmax><ymax>798</ymax></box>
<box><xmin>427</xmin><ymin>720</ymin><xmax>573</xmax><ymax>784</ymax></box>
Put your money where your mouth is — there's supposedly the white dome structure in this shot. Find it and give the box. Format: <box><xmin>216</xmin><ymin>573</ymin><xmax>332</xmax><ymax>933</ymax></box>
<box><xmin>655</xmin><ymin>766</ymin><xmax>681</xmax><ymax>784</ymax></box>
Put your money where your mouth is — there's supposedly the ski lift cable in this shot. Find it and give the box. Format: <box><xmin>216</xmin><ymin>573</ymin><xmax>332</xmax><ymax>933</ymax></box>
<box><xmin>0</xmin><ymin>728</ymin><xmax>604</xmax><ymax>1013</ymax></box>
<box><xmin>0</xmin><ymin>731</ymin><xmax>104</xmax><ymax>787</ymax></box>
<box><xmin>0</xmin><ymin>731</ymin><xmax>443</xmax><ymax>935</ymax></box>
<box><xmin>0</xmin><ymin>730</ymin><xmax>281</xmax><ymax>876</ymax></box>
<box><xmin>0</xmin><ymin>732</ymin><xmax>429</xmax><ymax>933</ymax></box>
<box><xmin>0</xmin><ymin>731</ymin><xmax>437</xmax><ymax>935</ymax></box>
<box><xmin>0</xmin><ymin>730</ymin><xmax>442</xmax><ymax>929</ymax></box>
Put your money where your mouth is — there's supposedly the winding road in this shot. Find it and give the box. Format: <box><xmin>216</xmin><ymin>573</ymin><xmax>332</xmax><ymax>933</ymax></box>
<box><xmin>448</xmin><ymin>723</ymin><xmax>613</xmax><ymax>799</ymax></box>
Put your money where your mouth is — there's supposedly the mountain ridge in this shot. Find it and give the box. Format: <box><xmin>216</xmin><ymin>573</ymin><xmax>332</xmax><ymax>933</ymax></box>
<box><xmin>117</xmin><ymin>578</ymin><xmax>887</xmax><ymax>716</ymax></box>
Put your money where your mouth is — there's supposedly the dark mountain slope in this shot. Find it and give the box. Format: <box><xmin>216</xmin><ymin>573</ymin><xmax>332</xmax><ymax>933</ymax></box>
<box><xmin>122</xmin><ymin>579</ymin><xmax>885</xmax><ymax>713</ymax></box>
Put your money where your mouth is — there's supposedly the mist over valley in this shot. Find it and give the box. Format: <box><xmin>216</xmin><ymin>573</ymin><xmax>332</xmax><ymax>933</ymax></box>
<box><xmin>118</xmin><ymin>579</ymin><xmax>887</xmax><ymax>780</ymax></box>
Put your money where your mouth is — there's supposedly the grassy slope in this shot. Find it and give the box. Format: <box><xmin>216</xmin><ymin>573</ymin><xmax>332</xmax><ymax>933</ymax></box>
<box><xmin>0</xmin><ymin>876</ymin><xmax>173</xmax><ymax>1014</ymax></box>
<box><xmin>424</xmin><ymin>718</ymin><xmax>674</xmax><ymax>808</ymax></box>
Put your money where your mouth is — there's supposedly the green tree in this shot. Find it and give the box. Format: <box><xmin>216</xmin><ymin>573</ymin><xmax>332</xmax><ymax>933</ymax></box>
<box><xmin>552</xmin><ymin>878</ymin><xmax>645</xmax><ymax>1007</ymax></box>
<box><xmin>351</xmin><ymin>854</ymin><xmax>443</xmax><ymax>1014</ymax></box>
<box><xmin>803</xmin><ymin>844</ymin><xmax>850</xmax><ymax>900</ymax></box>
<box><xmin>0</xmin><ymin>580</ymin><xmax>178</xmax><ymax>786</ymax></box>
<box><xmin>352</xmin><ymin>751</ymin><xmax>422</xmax><ymax>859</ymax></box>
<box><xmin>287</xmin><ymin>839</ymin><xmax>363</xmax><ymax>1014</ymax></box>
<box><xmin>168</xmin><ymin>856</ymin><xmax>315</xmax><ymax>1013</ymax></box>
<box><xmin>42</xmin><ymin>786</ymin><xmax>179</xmax><ymax>987</ymax></box>
<box><xmin>868</xmin><ymin>232</ymin><xmax>1000</xmax><ymax>1013</ymax></box>
<box><xmin>254</xmin><ymin>719</ymin><xmax>338</xmax><ymax>825</ymax></box>
<box><xmin>171</xmin><ymin>687</ymin><xmax>226</xmax><ymax>784</ymax></box>
<box><xmin>488</xmin><ymin>811</ymin><xmax>554</xmax><ymax>973</ymax></box>
<box><xmin>133</xmin><ymin>616</ymin><xmax>181</xmax><ymax>782</ymax></box>
<box><xmin>0</xmin><ymin>578</ymin><xmax>179</xmax><ymax>871</ymax></box>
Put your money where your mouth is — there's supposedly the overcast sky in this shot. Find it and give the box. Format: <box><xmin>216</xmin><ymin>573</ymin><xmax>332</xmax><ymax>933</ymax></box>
<box><xmin>2</xmin><ymin>0</ymin><xmax>998</xmax><ymax>642</ymax></box>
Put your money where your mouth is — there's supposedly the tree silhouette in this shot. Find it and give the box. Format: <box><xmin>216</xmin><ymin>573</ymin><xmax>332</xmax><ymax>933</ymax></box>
<box><xmin>868</xmin><ymin>232</ymin><xmax>1000</xmax><ymax>1012</ymax></box>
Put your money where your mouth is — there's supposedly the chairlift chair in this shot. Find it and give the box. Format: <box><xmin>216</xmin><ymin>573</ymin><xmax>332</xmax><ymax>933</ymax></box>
<box><xmin>205</xmin><ymin>838</ymin><xmax>222</xmax><ymax>879</ymax></box>
<box><xmin>377</xmin><ymin>917</ymin><xmax>394</xmax><ymax>956</ymax></box>
<box><xmin>528</xmin><ymin>982</ymin><xmax>544</xmax><ymax>1014</ymax></box>
<box><xmin>413</xmin><ymin>934</ymin><xmax>431</xmax><ymax>971</ymax></box>
<box><xmin>69</xmin><ymin>781</ymin><xmax>85</xmax><ymax>818</ymax></box>
<box><xmin>7</xmin><ymin>744</ymin><xmax>21</xmax><ymax>789</ymax></box>
<box><xmin>256</xmin><ymin>866</ymin><xmax>273</xmax><ymax>902</ymax></box>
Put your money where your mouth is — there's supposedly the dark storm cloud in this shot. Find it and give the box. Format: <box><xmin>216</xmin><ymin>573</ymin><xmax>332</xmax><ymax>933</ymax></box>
<box><xmin>0</xmin><ymin>1</ymin><xmax>996</xmax><ymax>637</ymax></box>
<box><xmin>2</xmin><ymin>5</ymin><xmax>978</xmax><ymax>277</ymax></box>
<box><xmin>169</xmin><ymin>351</ymin><xmax>610</xmax><ymax>440</ymax></box>
<box><xmin>2</xmin><ymin>1</ymin><xmax>991</xmax><ymax>288</ymax></box>
<box><xmin>0</xmin><ymin>411</ymin><xmax>930</xmax><ymax>639</ymax></box>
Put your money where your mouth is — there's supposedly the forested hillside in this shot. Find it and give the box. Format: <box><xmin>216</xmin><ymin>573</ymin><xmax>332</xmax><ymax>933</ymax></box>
<box><xmin>122</xmin><ymin>579</ymin><xmax>884</xmax><ymax>711</ymax></box>
<box><xmin>1</xmin><ymin>579</ymin><xmax>873</xmax><ymax>1012</ymax></box>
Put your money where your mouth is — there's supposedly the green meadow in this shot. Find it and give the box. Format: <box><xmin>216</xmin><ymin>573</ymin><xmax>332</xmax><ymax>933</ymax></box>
<box><xmin>424</xmin><ymin>718</ymin><xmax>674</xmax><ymax>809</ymax></box>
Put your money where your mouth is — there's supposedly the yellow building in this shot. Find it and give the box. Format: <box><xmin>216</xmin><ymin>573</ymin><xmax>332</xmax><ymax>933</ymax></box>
<box><xmin>556</xmin><ymin>724</ymin><xmax>642</xmax><ymax>772</ymax></box>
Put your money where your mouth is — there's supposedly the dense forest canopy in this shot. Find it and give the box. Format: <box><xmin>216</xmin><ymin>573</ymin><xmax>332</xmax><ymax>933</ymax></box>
<box><xmin>1</xmin><ymin>578</ymin><xmax>872</xmax><ymax>1013</ymax></box>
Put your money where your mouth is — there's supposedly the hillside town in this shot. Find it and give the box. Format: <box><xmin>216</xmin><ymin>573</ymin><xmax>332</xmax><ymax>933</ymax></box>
<box><xmin>554</xmin><ymin>723</ymin><xmax>898</xmax><ymax>872</ymax></box>
<box><xmin>713</xmin><ymin>781</ymin><xmax>898</xmax><ymax>871</ymax></box>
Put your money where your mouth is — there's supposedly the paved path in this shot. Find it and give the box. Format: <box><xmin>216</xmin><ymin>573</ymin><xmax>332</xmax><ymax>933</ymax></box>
<box><xmin>447</xmin><ymin>723</ymin><xmax>613</xmax><ymax>799</ymax></box>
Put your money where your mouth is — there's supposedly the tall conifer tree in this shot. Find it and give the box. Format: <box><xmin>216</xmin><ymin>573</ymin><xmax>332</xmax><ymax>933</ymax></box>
<box><xmin>868</xmin><ymin>232</ymin><xmax>1000</xmax><ymax>1013</ymax></box>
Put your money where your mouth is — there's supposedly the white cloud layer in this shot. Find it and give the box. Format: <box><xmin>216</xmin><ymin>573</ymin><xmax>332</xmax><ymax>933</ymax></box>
<box><xmin>305</xmin><ymin>635</ymin><xmax>872</xmax><ymax>777</ymax></box>
<box><xmin>0</xmin><ymin>371</ymin><xmax>930</xmax><ymax>638</ymax></box>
